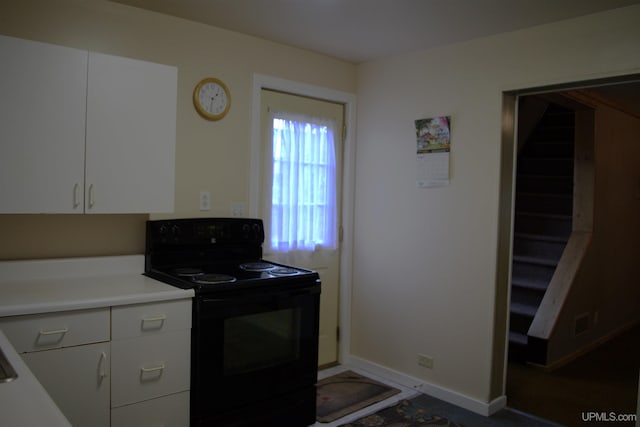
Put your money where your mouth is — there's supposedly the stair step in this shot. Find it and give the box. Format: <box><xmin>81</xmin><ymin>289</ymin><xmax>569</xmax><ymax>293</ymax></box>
<box><xmin>512</xmin><ymin>261</ymin><xmax>555</xmax><ymax>284</ymax></box>
<box><xmin>510</xmin><ymin>302</ymin><xmax>538</xmax><ymax>317</ymax></box>
<box><xmin>515</xmin><ymin>191</ymin><xmax>573</xmax><ymax>215</ymax></box>
<box><xmin>517</xmin><ymin>157</ymin><xmax>574</xmax><ymax>176</ymax></box>
<box><xmin>530</xmin><ymin>125</ymin><xmax>574</xmax><ymax>141</ymax></box>
<box><xmin>523</xmin><ymin>140</ymin><xmax>574</xmax><ymax>158</ymax></box>
<box><xmin>513</xmin><ymin>254</ymin><xmax>558</xmax><ymax>267</ymax></box>
<box><xmin>509</xmin><ymin>309</ymin><xmax>534</xmax><ymax>335</ymax></box>
<box><xmin>509</xmin><ymin>331</ymin><xmax>528</xmax><ymax>346</ymax></box>
<box><xmin>511</xmin><ymin>284</ymin><xmax>545</xmax><ymax>310</ymax></box>
<box><xmin>514</xmin><ymin>212</ymin><xmax>572</xmax><ymax>237</ymax></box>
<box><xmin>511</xmin><ymin>276</ymin><xmax>549</xmax><ymax>292</ymax></box>
<box><xmin>513</xmin><ymin>235</ymin><xmax>566</xmax><ymax>261</ymax></box>
<box><xmin>514</xmin><ymin>232</ymin><xmax>568</xmax><ymax>244</ymax></box>
<box><xmin>516</xmin><ymin>174</ymin><xmax>573</xmax><ymax>195</ymax></box>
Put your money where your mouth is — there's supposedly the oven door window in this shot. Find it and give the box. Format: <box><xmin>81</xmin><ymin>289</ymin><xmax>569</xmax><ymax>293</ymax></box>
<box><xmin>224</xmin><ymin>307</ymin><xmax>301</xmax><ymax>375</ymax></box>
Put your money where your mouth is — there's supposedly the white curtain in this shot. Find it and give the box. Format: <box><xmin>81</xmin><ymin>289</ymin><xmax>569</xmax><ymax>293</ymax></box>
<box><xmin>268</xmin><ymin>111</ymin><xmax>338</xmax><ymax>252</ymax></box>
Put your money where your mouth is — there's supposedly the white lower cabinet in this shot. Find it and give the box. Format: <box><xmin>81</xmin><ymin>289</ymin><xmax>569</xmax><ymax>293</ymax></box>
<box><xmin>22</xmin><ymin>342</ymin><xmax>110</xmax><ymax>427</ymax></box>
<box><xmin>0</xmin><ymin>299</ymin><xmax>191</xmax><ymax>427</ymax></box>
<box><xmin>0</xmin><ymin>308</ymin><xmax>111</xmax><ymax>427</ymax></box>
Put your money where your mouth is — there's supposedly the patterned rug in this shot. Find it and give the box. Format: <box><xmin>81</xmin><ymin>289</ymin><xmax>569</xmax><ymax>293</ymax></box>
<box><xmin>316</xmin><ymin>370</ymin><xmax>401</xmax><ymax>423</ymax></box>
<box><xmin>339</xmin><ymin>398</ymin><xmax>462</xmax><ymax>426</ymax></box>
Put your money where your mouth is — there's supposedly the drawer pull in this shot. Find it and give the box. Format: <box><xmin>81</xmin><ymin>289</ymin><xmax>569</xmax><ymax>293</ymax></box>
<box><xmin>140</xmin><ymin>363</ymin><xmax>165</xmax><ymax>382</ymax></box>
<box><xmin>141</xmin><ymin>314</ymin><xmax>167</xmax><ymax>331</ymax></box>
<box><xmin>142</xmin><ymin>314</ymin><xmax>167</xmax><ymax>323</ymax></box>
<box><xmin>140</xmin><ymin>364</ymin><xmax>165</xmax><ymax>373</ymax></box>
<box><xmin>39</xmin><ymin>328</ymin><xmax>69</xmax><ymax>336</ymax></box>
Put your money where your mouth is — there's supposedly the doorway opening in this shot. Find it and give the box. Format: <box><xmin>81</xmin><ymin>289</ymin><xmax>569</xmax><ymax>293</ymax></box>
<box><xmin>497</xmin><ymin>75</ymin><xmax>640</xmax><ymax>425</ymax></box>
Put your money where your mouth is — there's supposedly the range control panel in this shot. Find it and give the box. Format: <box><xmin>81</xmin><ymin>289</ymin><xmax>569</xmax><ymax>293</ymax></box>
<box><xmin>147</xmin><ymin>218</ymin><xmax>264</xmax><ymax>246</ymax></box>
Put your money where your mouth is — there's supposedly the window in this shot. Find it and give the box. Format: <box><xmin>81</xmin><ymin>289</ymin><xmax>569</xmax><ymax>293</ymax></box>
<box><xmin>269</xmin><ymin>113</ymin><xmax>338</xmax><ymax>252</ymax></box>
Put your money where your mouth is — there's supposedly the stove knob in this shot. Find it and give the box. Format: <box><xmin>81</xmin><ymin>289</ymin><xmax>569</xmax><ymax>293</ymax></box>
<box><xmin>242</xmin><ymin>223</ymin><xmax>251</xmax><ymax>234</ymax></box>
<box><xmin>170</xmin><ymin>225</ymin><xmax>181</xmax><ymax>242</ymax></box>
<box><xmin>158</xmin><ymin>224</ymin><xmax>168</xmax><ymax>235</ymax></box>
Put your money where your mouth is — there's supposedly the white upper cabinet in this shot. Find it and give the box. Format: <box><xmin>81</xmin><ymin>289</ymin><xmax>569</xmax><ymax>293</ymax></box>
<box><xmin>0</xmin><ymin>35</ymin><xmax>87</xmax><ymax>213</ymax></box>
<box><xmin>0</xmin><ymin>35</ymin><xmax>177</xmax><ymax>214</ymax></box>
<box><xmin>85</xmin><ymin>52</ymin><xmax>177</xmax><ymax>213</ymax></box>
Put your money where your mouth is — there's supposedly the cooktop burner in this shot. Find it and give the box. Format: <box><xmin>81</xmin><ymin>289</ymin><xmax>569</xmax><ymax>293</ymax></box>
<box><xmin>172</xmin><ymin>267</ymin><xmax>205</xmax><ymax>277</ymax></box>
<box><xmin>269</xmin><ymin>267</ymin><xmax>299</xmax><ymax>276</ymax></box>
<box><xmin>240</xmin><ymin>261</ymin><xmax>275</xmax><ymax>272</ymax></box>
<box><xmin>192</xmin><ymin>273</ymin><xmax>237</xmax><ymax>285</ymax></box>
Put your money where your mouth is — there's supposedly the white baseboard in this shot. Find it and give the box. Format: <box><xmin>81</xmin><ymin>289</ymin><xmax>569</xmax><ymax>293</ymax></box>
<box><xmin>346</xmin><ymin>355</ymin><xmax>507</xmax><ymax>416</ymax></box>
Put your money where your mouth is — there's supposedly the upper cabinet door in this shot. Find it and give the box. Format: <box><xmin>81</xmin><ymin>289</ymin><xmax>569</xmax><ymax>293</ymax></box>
<box><xmin>0</xmin><ymin>35</ymin><xmax>87</xmax><ymax>213</ymax></box>
<box><xmin>85</xmin><ymin>52</ymin><xmax>177</xmax><ymax>214</ymax></box>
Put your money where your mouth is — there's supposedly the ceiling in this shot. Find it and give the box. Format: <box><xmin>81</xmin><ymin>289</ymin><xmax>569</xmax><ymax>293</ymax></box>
<box><xmin>111</xmin><ymin>0</ymin><xmax>640</xmax><ymax>114</ymax></box>
<box><xmin>112</xmin><ymin>0</ymin><xmax>640</xmax><ymax>64</ymax></box>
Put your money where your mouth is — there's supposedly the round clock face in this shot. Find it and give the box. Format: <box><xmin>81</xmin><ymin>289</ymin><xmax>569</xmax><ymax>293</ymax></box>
<box><xmin>193</xmin><ymin>78</ymin><xmax>230</xmax><ymax>120</ymax></box>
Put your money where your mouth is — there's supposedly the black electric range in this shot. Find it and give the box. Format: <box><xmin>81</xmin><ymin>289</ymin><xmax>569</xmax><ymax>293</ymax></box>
<box><xmin>144</xmin><ymin>217</ymin><xmax>321</xmax><ymax>427</ymax></box>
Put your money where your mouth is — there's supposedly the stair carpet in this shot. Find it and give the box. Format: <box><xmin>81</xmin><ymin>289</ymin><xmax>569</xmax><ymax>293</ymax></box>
<box><xmin>509</xmin><ymin>103</ymin><xmax>575</xmax><ymax>363</ymax></box>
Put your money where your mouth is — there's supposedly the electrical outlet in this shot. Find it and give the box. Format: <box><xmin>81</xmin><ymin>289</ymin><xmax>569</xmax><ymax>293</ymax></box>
<box><xmin>199</xmin><ymin>191</ymin><xmax>211</xmax><ymax>211</ymax></box>
<box><xmin>230</xmin><ymin>202</ymin><xmax>244</xmax><ymax>217</ymax></box>
<box><xmin>417</xmin><ymin>354</ymin><xmax>434</xmax><ymax>369</ymax></box>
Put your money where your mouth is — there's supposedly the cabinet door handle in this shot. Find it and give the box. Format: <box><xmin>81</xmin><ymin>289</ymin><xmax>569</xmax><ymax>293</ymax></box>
<box><xmin>88</xmin><ymin>184</ymin><xmax>95</xmax><ymax>208</ymax></box>
<box><xmin>98</xmin><ymin>352</ymin><xmax>107</xmax><ymax>379</ymax></box>
<box><xmin>38</xmin><ymin>328</ymin><xmax>69</xmax><ymax>336</ymax></box>
<box><xmin>73</xmin><ymin>183</ymin><xmax>80</xmax><ymax>209</ymax></box>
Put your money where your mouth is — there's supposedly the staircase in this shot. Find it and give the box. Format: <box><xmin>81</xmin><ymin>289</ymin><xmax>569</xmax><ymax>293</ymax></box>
<box><xmin>509</xmin><ymin>103</ymin><xmax>575</xmax><ymax>363</ymax></box>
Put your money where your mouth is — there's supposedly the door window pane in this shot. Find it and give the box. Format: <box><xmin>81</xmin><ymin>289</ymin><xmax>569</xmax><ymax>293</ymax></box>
<box><xmin>270</xmin><ymin>115</ymin><xmax>337</xmax><ymax>251</ymax></box>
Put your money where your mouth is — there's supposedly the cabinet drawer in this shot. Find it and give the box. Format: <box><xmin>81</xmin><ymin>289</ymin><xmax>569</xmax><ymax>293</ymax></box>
<box><xmin>111</xmin><ymin>391</ymin><xmax>189</xmax><ymax>427</ymax></box>
<box><xmin>111</xmin><ymin>330</ymin><xmax>190</xmax><ymax>407</ymax></box>
<box><xmin>0</xmin><ymin>308</ymin><xmax>109</xmax><ymax>353</ymax></box>
<box><xmin>111</xmin><ymin>299</ymin><xmax>191</xmax><ymax>340</ymax></box>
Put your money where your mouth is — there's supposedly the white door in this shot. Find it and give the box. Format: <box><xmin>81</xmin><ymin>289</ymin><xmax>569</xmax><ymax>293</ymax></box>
<box><xmin>261</xmin><ymin>89</ymin><xmax>344</xmax><ymax>366</ymax></box>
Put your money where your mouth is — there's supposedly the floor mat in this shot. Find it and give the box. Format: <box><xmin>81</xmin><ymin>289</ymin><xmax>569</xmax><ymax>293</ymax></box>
<box><xmin>339</xmin><ymin>398</ymin><xmax>462</xmax><ymax>426</ymax></box>
<box><xmin>316</xmin><ymin>370</ymin><xmax>401</xmax><ymax>423</ymax></box>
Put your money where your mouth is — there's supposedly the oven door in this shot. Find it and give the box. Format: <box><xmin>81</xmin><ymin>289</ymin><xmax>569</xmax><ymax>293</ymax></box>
<box><xmin>191</xmin><ymin>281</ymin><xmax>320</xmax><ymax>420</ymax></box>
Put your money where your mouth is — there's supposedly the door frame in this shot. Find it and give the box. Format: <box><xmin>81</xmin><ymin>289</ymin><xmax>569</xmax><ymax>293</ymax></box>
<box><xmin>249</xmin><ymin>73</ymin><xmax>357</xmax><ymax>364</ymax></box>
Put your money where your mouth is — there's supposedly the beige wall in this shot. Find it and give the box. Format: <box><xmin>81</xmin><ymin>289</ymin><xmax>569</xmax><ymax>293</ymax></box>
<box><xmin>0</xmin><ymin>0</ymin><xmax>356</xmax><ymax>260</ymax></box>
<box><xmin>353</xmin><ymin>4</ymin><xmax>640</xmax><ymax>406</ymax></box>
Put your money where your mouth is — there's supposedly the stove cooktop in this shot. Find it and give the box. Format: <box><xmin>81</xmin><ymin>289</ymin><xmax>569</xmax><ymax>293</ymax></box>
<box><xmin>145</xmin><ymin>259</ymin><xmax>319</xmax><ymax>293</ymax></box>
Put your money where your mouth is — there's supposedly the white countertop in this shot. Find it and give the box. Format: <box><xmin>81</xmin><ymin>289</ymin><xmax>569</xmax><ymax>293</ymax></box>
<box><xmin>0</xmin><ymin>255</ymin><xmax>193</xmax><ymax>317</ymax></box>
<box><xmin>0</xmin><ymin>329</ymin><xmax>71</xmax><ymax>427</ymax></box>
<box><xmin>0</xmin><ymin>255</ymin><xmax>193</xmax><ymax>425</ymax></box>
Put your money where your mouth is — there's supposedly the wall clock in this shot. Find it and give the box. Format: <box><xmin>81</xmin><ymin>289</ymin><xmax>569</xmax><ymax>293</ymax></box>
<box><xmin>193</xmin><ymin>77</ymin><xmax>231</xmax><ymax>120</ymax></box>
